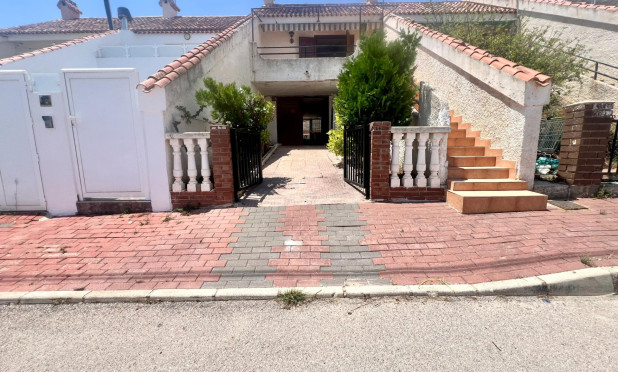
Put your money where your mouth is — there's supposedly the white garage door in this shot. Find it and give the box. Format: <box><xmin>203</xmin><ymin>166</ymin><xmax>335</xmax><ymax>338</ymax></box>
<box><xmin>0</xmin><ymin>72</ymin><xmax>46</xmax><ymax>211</ymax></box>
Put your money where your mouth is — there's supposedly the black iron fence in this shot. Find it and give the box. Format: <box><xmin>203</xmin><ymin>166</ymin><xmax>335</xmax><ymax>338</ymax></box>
<box><xmin>231</xmin><ymin>128</ymin><xmax>263</xmax><ymax>198</ymax></box>
<box><xmin>344</xmin><ymin>124</ymin><xmax>370</xmax><ymax>198</ymax></box>
<box><xmin>606</xmin><ymin>118</ymin><xmax>618</xmax><ymax>180</ymax></box>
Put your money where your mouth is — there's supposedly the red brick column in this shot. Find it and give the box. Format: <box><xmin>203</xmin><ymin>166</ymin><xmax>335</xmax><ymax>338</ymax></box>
<box><xmin>369</xmin><ymin>121</ymin><xmax>392</xmax><ymax>200</ymax></box>
<box><xmin>210</xmin><ymin>126</ymin><xmax>236</xmax><ymax>204</ymax></box>
<box><xmin>558</xmin><ymin>102</ymin><xmax>614</xmax><ymax>186</ymax></box>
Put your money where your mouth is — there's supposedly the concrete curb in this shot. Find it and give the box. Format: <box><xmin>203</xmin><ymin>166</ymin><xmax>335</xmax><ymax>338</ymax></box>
<box><xmin>1</xmin><ymin>267</ymin><xmax>616</xmax><ymax>305</ymax></box>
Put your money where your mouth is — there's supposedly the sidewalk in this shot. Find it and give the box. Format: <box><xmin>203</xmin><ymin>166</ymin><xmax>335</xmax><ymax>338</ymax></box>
<box><xmin>1</xmin><ymin>198</ymin><xmax>617</xmax><ymax>292</ymax></box>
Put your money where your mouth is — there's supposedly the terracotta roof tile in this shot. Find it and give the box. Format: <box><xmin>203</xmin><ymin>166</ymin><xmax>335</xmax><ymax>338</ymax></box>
<box><xmin>0</xmin><ymin>31</ymin><xmax>116</xmax><ymax>66</ymax></box>
<box><xmin>255</xmin><ymin>2</ymin><xmax>515</xmax><ymax>17</ymax></box>
<box><xmin>0</xmin><ymin>16</ymin><xmax>245</xmax><ymax>36</ymax></box>
<box><xmin>391</xmin><ymin>15</ymin><xmax>552</xmax><ymax>87</ymax></box>
<box><xmin>481</xmin><ymin>0</ymin><xmax>618</xmax><ymax>12</ymax></box>
<box><xmin>138</xmin><ymin>16</ymin><xmax>251</xmax><ymax>92</ymax></box>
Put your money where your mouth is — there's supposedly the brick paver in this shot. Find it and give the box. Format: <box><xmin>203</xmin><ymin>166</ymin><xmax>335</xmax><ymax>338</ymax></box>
<box><xmin>239</xmin><ymin>146</ymin><xmax>367</xmax><ymax>207</ymax></box>
<box><xmin>0</xmin><ymin>198</ymin><xmax>617</xmax><ymax>292</ymax></box>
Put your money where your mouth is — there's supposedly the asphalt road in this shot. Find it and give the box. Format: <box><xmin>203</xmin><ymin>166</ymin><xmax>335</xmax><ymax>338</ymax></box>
<box><xmin>1</xmin><ymin>296</ymin><xmax>617</xmax><ymax>371</ymax></box>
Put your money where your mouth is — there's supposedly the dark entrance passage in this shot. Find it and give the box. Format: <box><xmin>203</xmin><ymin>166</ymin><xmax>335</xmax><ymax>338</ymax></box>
<box><xmin>276</xmin><ymin>96</ymin><xmax>330</xmax><ymax>146</ymax></box>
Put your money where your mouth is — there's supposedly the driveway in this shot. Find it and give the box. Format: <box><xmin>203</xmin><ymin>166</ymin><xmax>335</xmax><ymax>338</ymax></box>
<box><xmin>238</xmin><ymin>146</ymin><xmax>367</xmax><ymax>207</ymax></box>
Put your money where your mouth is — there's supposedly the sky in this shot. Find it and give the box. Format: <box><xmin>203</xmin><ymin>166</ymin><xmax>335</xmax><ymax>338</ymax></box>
<box><xmin>0</xmin><ymin>0</ymin><xmax>410</xmax><ymax>29</ymax></box>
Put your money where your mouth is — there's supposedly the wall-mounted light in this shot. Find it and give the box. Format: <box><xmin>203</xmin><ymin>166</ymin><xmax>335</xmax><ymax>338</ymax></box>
<box><xmin>289</xmin><ymin>31</ymin><xmax>295</xmax><ymax>44</ymax></box>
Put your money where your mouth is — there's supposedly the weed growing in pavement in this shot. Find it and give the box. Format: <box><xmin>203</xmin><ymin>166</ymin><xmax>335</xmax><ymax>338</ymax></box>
<box><xmin>139</xmin><ymin>219</ymin><xmax>150</xmax><ymax>226</ymax></box>
<box><xmin>600</xmin><ymin>210</ymin><xmax>607</xmax><ymax>215</ymax></box>
<box><xmin>162</xmin><ymin>214</ymin><xmax>173</xmax><ymax>223</ymax></box>
<box><xmin>580</xmin><ymin>256</ymin><xmax>594</xmax><ymax>267</ymax></box>
<box><xmin>59</xmin><ymin>246</ymin><xmax>68</xmax><ymax>254</ymax></box>
<box><xmin>278</xmin><ymin>289</ymin><xmax>307</xmax><ymax>308</ymax></box>
<box><xmin>593</xmin><ymin>186</ymin><xmax>616</xmax><ymax>199</ymax></box>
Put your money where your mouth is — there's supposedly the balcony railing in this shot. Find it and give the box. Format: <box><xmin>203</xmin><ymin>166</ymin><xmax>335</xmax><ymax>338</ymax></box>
<box><xmin>256</xmin><ymin>44</ymin><xmax>356</xmax><ymax>58</ymax></box>
<box><xmin>389</xmin><ymin>126</ymin><xmax>451</xmax><ymax>188</ymax></box>
<box><xmin>165</xmin><ymin>132</ymin><xmax>213</xmax><ymax>193</ymax></box>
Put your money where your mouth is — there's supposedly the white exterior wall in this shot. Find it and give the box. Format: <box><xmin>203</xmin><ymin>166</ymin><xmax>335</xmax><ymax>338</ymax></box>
<box><xmin>158</xmin><ymin>20</ymin><xmax>254</xmax><ymax>189</ymax></box>
<box><xmin>385</xmin><ymin>16</ymin><xmax>551</xmax><ymax>186</ymax></box>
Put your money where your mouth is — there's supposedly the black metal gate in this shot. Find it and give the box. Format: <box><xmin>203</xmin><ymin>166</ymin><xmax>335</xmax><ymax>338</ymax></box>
<box><xmin>343</xmin><ymin>124</ymin><xmax>370</xmax><ymax>198</ymax></box>
<box><xmin>231</xmin><ymin>128</ymin><xmax>263</xmax><ymax>199</ymax></box>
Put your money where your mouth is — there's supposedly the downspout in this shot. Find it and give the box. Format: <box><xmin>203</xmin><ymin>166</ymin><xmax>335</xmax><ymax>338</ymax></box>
<box><xmin>104</xmin><ymin>0</ymin><xmax>114</xmax><ymax>30</ymax></box>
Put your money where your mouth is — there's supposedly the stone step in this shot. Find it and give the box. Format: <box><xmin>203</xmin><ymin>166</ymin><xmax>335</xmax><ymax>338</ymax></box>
<box><xmin>448</xmin><ymin>156</ymin><xmax>496</xmax><ymax>167</ymax></box>
<box><xmin>447</xmin><ymin>137</ymin><xmax>476</xmax><ymax>147</ymax></box>
<box><xmin>446</xmin><ymin>190</ymin><xmax>548</xmax><ymax>214</ymax></box>
<box><xmin>449</xmin><ymin>129</ymin><xmax>468</xmax><ymax>138</ymax></box>
<box><xmin>447</xmin><ymin>146</ymin><xmax>485</xmax><ymax>156</ymax></box>
<box><xmin>447</xmin><ymin>179</ymin><xmax>529</xmax><ymax>191</ymax></box>
<box><xmin>448</xmin><ymin>166</ymin><xmax>510</xmax><ymax>179</ymax></box>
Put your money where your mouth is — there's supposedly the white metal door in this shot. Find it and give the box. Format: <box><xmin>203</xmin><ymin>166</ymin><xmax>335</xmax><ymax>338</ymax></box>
<box><xmin>64</xmin><ymin>70</ymin><xmax>148</xmax><ymax>199</ymax></box>
<box><xmin>0</xmin><ymin>71</ymin><xmax>46</xmax><ymax>211</ymax></box>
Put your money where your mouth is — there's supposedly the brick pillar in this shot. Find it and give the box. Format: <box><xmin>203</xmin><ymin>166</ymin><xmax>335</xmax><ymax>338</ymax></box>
<box><xmin>558</xmin><ymin>102</ymin><xmax>614</xmax><ymax>185</ymax></box>
<box><xmin>369</xmin><ymin>121</ymin><xmax>392</xmax><ymax>200</ymax></box>
<box><xmin>210</xmin><ymin>126</ymin><xmax>235</xmax><ymax>204</ymax></box>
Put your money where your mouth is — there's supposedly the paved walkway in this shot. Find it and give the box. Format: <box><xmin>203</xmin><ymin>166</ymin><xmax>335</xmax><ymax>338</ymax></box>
<box><xmin>238</xmin><ymin>146</ymin><xmax>366</xmax><ymax>207</ymax></box>
<box><xmin>1</xmin><ymin>198</ymin><xmax>617</xmax><ymax>291</ymax></box>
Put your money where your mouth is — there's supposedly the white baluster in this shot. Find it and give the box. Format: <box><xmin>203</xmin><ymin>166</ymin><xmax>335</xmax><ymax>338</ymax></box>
<box><xmin>415</xmin><ymin>133</ymin><xmax>429</xmax><ymax>187</ymax></box>
<box><xmin>440</xmin><ymin>132</ymin><xmax>449</xmax><ymax>185</ymax></box>
<box><xmin>402</xmin><ymin>132</ymin><xmax>414</xmax><ymax>187</ymax></box>
<box><xmin>169</xmin><ymin>138</ymin><xmax>185</xmax><ymax>192</ymax></box>
<box><xmin>197</xmin><ymin>137</ymin><xmax>213</xmax><ymax>192</ymax></box>
<box><xmin>183</xmin><ymin>138</ymin><xmax>198</xmax><ymax>192</ymax></box>
<box><xmin>391</xmin><ymin>132</ymin><xmax>403</xmax><ymax>187</ymax></box>
<box><xmin>428</xmin><ymin>133</ymin><xmax>442</xmax><ymax>188</ymax></box>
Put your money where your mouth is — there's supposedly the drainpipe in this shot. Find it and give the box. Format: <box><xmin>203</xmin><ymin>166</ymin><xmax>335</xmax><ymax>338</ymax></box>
<box><xmin>104</xmin><ymin>0</ymin><xmax>114</xmax><ymax>30</ymax></box>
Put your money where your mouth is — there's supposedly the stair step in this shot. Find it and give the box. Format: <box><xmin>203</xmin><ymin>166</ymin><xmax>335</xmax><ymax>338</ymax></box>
<box><xmin>448</xmin><ymin>156</ymin><xmax>496</xmax><ymax>167</ymax></box>
<box><xmin>446</xmin><ymin>190</ymin><xmax>548</xmax><ymax>214</ymax></box>
<box><xmin>447</xmin><ymin>179</ymin><xmax>529</xmax><ymax>191</ymax></box>
<box><xmin>448</xmin><ymin>167</ymin><xmax>510</xmax><ymax>179</ymax></box>
<box><xmin>447</xmin><ymin>146</ymin><xmax>485</xmax><ymax>156</ymax></box>
<box><xmin>449</xmin><ymin>129</ymin><xmax>467</xmax><ymax>138</ymax></box>
<box><xmin>447</xmin><ymin>137</ymin><xmax>476</xmax><ymax>147</ymax></box>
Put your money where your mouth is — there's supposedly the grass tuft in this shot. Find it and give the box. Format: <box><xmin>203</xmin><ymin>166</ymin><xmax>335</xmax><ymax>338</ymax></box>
<box><xmin>278</xmin><ymin>289</ymin><xmax>307</xmax><ymax>308</ymax></box>
<box><xmin>580</xmin><ymin>256</ymin><xmax>594</xmax><ymax>267</ymax></box>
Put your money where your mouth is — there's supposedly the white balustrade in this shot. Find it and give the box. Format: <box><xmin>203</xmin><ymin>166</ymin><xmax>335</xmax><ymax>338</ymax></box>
<box><xmin>165</xmin><ymin>132</ymin><xmax>213</xmax><ymax>193</ymax></box>
<box><xmin>389</xmin><ymin>126</ymin><xmax>451</xmax><ymax>188</ymax></box>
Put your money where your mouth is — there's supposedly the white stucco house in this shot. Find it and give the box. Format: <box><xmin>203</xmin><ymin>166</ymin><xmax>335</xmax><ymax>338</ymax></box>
<box><xmin>0</xmin><ymin>0</ymin><xmax>615</xmax><ymax>215</ymax></box>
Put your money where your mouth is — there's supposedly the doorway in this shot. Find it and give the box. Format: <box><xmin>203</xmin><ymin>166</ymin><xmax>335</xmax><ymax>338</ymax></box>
<box><xmin>276</xmin><ymin>96</ymin><xmax>330</xmax><ymax>146</ymax></box>
<box><xmin>63</xmin><ymin>69</ymin><xmax>149</xmax><ymax>200</ymax></box>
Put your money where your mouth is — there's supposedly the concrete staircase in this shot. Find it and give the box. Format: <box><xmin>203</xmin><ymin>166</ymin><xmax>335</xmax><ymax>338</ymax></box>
<box><xmin>446</xmin><ymin>114</ymin><xmax>548</xmax><ymax>214</ymax></box>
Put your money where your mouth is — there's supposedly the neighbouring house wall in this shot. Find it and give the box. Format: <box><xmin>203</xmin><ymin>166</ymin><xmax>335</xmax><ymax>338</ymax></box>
<box><xmin>0</xmin><ymin>33</ymin><xmax>124</xmax><ymax>73</ymax></box>
<box><xmin>562</xmin><ymin>77</ymin><xmax>618</xmax><ymax>110</ymax></box>
<box><xmin>385</xmin><ymin>16</ymin><xmax>551</xmax><ymax>186</ymax></box>
<box><xmin>467</xmin><ymin>0</ymin><xmax>618</xmax><ymax>79</ymax></box>
<box><xmin>162</xmin><ymin>21</ymin><xmax>254</xmax><ymax>134</ymax></box>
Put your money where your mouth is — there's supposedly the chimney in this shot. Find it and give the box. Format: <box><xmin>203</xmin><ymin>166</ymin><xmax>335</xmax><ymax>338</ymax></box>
<box><xmin>57</xmin><ymin>0</ymin><xmax>82</xmax><ymax>20</ymax></box>
<box><xmin>159</xmin><ymin>0</ymin><xmax>180</xmax><ymax>18</ymax></box>
<box><xmin>264</xmin><ymin>0</ymin><xmax>275</xmax><ymax>6</ymax></box>
<box><xmin>366</xmin><ymin>0</ymin><xmax>379</xmax><ymax>5</ymax></box>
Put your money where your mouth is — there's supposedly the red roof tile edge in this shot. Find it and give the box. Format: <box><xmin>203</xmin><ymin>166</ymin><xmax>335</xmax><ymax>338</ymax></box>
<box><xmin>391</xmin><ymin>15</ymin><xmax>552</xmax><ymax>87</ymax></box>
<box><xmin>138</xmin><ymin>15</ymin><xmax>252</xmax><ymax>93</ymax></box>
<box><xmin>0</xmin><ymin>31</ymin><xmax>116</xmax><ymax>66</ymax></box>
<box><xmin>525</xmin><ymin>0</ymin><xmax>618</xmax><ymax>12</ymax></box>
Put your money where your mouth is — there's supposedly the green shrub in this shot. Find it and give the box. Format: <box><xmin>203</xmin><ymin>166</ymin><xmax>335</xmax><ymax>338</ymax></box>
<box><xmin>431</xmin><ymin>20</ymin><xmax>587</xmax><ymax>114</ymax></box>
<box><xmin>176</xmin><ymin>78</ymin><xmax>274</xmax><ymax>139</ymax></box>
<box><xmin>334</xmin><ymin>31</ymin><xmax>420</xmax><ymax>129</ymax></box>
<box><xmin>327</xmin><ymin>127</ymin><xmax>344</xmax><ymax>157</ymax></box>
